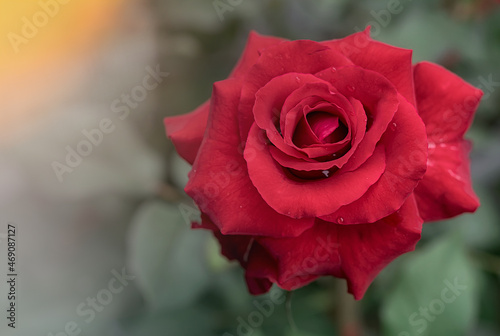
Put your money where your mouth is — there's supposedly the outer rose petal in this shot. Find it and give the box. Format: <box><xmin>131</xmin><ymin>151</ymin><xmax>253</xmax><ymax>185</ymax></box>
<box><xmin>195</xmin><ymin>213</ymin><xmax>253</xmax><ymax>266</ymax></box>
<box><xmin>230</xmin><ymin>31</ymin><xmax>287</xmax><ymax>79</ymax></box>
<box><xmin>196</xmin><ymin>214</ymin><xmax>276</xmax><ymax>294</ymax></box>
<box><xmin>413</xmin><ymin>61</ymin><xmax>483</xmax><ymax>143</ymax></box>
<box><xmin>337</xmin><ymin>194</ymin><xmax>422</xmax><ymax>299</ymax></box>
<box><xmin>413</xmin><ymin>61</ymin><xmax>482</xmax><ymax>221</ymax></box>
<box><xmin>164</xmin><ymin>31</ymin><xmax>284</xmax><ymax>164</ymax></box>
<box><xmin>254</xmin><ymin>222</ymin><xmax>342</xmax><ymax>291</ymax></box>
<box><xmin>322</xmin><ymin>28</ymin><xmax>416</xmax><ymax>107</ymax></box>
<box><xmin>245</xmin><ymin>244</ymin><xmax>277</xmax><ymax>295</ymax></box>
<box><xmin>165</xmin><ymin>101</ymin><xmax>209</xmax><ymax>164</ymax></box>
<box><xmin>249</xmin><ymin>195</ymin><xmax>422</xmax><ymax>299</ymax></box>
<box><xmin>185</xmin><ymin>79</ymin><xmax>315</xmax><ymax>237</ymax></box>
<box><xmin>414</xmin><ymin>141</ymin><xmax>479</xmax><ymax>221</ymax></box>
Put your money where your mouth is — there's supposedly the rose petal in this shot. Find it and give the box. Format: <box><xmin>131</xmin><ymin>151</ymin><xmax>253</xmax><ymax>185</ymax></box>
<box><xmin>255</xmin><ymin>221</ymin><xmax>342</xmax><ymax>290</ymax></box>
<box><xmin>245</xmin><ymin>122</ymin><xmax>386</xmax><ymax>218</ymax></box>
<box><xmin>245</xmin><ymin>243</ymin><xmax>281</xmax><ymax>295</ymax></box>
<box><xmin>185</xmin><ymin>79</ymin><xmax>315</xmax><ymax>237</ymax></box>
<box><xmin>251</xmin><ymin>195</ymin><xmax>422</xmax><ymax>299</ymax></box>
<box><xmin>336</xmin><ymin>194</ymin><xmax>422</xmax><ymax>299</ymax></box>
<box><xmin>280</xmin><ymin>83</ymin><xmax>358</xmax><ymax>160</ymax></box>
<box><xmin>164</xmin><ymin>101</ymin><xmax>210</xmax><ymax>164</ymax></box>
<box><xmin>252</xmin><ymin>73</ymin><xmax>329</xmax><ymax>159</ymax></box>
<box><xmin>323</xmin><ymin>28</ymin><xmax>416</xmax><ymax>107</ymax></box>
<box><xmin>316</xmin><ymin>65</ymin><xmax>399</xmax><ymax>172</ymax></box>
<box><xmin>414</xmin><ymin>140</ymin><xmax>479</xmax><ymax>221</ymax></box>
<box><xmin>239</xmin><ymin>40</ymin><xmax>353</xmax><ymax>140</ymax></box>
<box><xmin>195</xmin><ymin>213</ymin><xmax>253</xmax><ymax>266</ymax></box>
<box><xmin>230</xmin><ymin>31</ymin><xmax>287</xmax><ymax>79</ymax></box>
<box><xmin>413</xmin><ymin>61</ymin><xmax>483</xmax><ymax>143</ymax></box>
<box><xmin>321</xmin><ymin>95</ymin><xmax>427</xmax><ymax>224</ymax></box>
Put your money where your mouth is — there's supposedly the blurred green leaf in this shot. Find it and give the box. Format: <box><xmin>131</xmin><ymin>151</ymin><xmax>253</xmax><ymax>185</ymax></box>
<box><xmin>378</xmin><ymin>9</ymin><xmax>485</xmax><ymax>63</ymax></box>
<box><xmin>456</xmin><ymin>187</ymin><xmax>500</xmax><ymax>250</ymax></box>
<box><xmin>128</xmin><ymin>200</ymin><xmax>211</xmax><ymax>310</ymax></box>
<box><xmin>170</xmin><ymin>152</ymin><xmax>191</xmax><ymax>190</ymax></box>
<box><xmin>125</xmin><ymin>305</ymin><xmax>216</xmax><ymax>336</ymax></box>
<box><xmin>381</xmin><ymin>234</ymin><xmax>479</xmax><ymax>336</ymax></box>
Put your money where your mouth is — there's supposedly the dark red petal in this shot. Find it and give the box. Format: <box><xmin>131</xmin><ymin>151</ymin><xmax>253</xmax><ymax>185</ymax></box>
<box><xmin>268</xmin><ymin>146</ymin><xmax>340</xmax><ymax>171</ymax></box>
<box><xmin>321</xmin><ymin>95</ymin><xmax>427</xmax><ymax>224</ymax></box>
<box><xmin>252</xmin><ymin>195</ymin><xmax>422</xmax><ymax>299</ymax></box>
<box><xmin>336</xmin><ymin>194</ymin><xmax>422</xmax><ymax>299</ymax></box>
<box><xmin>195</xmin><ymin>213</ymin><xmax>253</xmax><ymax>266</ymax></box>
<box><xmin>185</xmin><ymin>79</ymin><xmax>315</xmax><ymax>237</ymax></box>
<box><xmin>239</xmin><ymin>40</ymin><xmax>353</xmax><ymax>140</ymax></box>
<box><xmin>245</xmin><ymin>241</ymin><xmax>319</xmax><ymax>293</ymax></box>
<box><xmin>280</xmin><ymin>83</ymin><xmax>358</xmax><ymax>160</ymax></box>
<box><xmin>269</xmin><ymin>97</ymin><xmax>364</xmax><ymax>173</ymax></box>
<box><xmin>413</xmin><ymin>61</ymin><xmax>483</xmax><ymax>143</ymax></box>
<box><xmin>292</xmin><ymin>106</ymin><xmax>349</xmax><ymax>148</ymax></box>
<box><xmin>245</xmin><ymin>122</ymin><xmax>386</xmax><ymax>218</ymax></box>
<box><xmin>414</xmin><ymin>140</ymin><xmax>479</xmax><ymax>221</ymax></box>
<box><xmin>306</xmin><ymin>112</ymin><xmax>340</xmax><ymax>142</ymax></box>
<box><xmin>245</xmin><ymin>243</ymin><xmax>279</xmax><ymax>295</ymax></box>
<box><xmin>230</xmin><ymin>31</ymin><xmax>287</xmax><ymax>79</ymax></box>
<box><xmin>323</xmin><ymin>28</ymin><xmax>416</xmax><ymax>107</ymax></box>
<box><xmin>256</xmin><ymin>221</ymin><xmax>342</xmax><ymax>288</ymax></box>
<box><xmin>164</xmin><ymin>101</ymin><xmax>209</xmax><ymax>165</ymax></box>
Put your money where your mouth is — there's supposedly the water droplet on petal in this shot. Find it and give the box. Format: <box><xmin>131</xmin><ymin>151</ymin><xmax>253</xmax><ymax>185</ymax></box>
<box><xmin>347</xmin><ymin>85</ymin><xmax>355</xmax><ymax>92</ymax></box>
<box><xmin>447</xmin><ymin>169</ymin><xmax>463</xmax><ymax>181</ymax></box>
<box><xmin>332</xmin><ymin>153</ymin><xmax>337</xmax><ymax>158</ymax></box>
<box><xmin>390</xmin><ymin>122</ymin><xmax>397</xmax><ymax>131</ymax></box>
<box><xmin>331</xmin><ymin>67</ymin><xmax>337</xmax><ymax>73</ymax></box>
<box><xmin>329</xmin><ymin>90</ymin><xmax>336</xmax><ymax>95</ymax></box>
<box><xmin>295</xmin><ymin>76</ymin><xmax>301</xmax><ymax>83</ymax></box>
<box><xmin>322</xmin><ymin>170</ymin><xmax>330</xmax><ymax>178</ymax></box>
<box><xmin>337</xmin><ymin>217</ymin><xmax>344</xmax><ymax>224</ymax></box>
<box><xmin>428</xmin><ymin>142</ymin><xmax>436</xmax><ymax>149</ymax></box>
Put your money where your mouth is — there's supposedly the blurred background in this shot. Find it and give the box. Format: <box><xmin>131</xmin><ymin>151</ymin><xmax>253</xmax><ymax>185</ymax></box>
<box><xmin>0</xmin><ymin>0</ymin><xmax>499</xmax><ymax>335</ymax></box>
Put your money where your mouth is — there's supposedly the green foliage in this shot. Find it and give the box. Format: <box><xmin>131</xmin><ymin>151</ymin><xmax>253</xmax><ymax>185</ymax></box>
<box><xmin>381</xmin><ymin>234</ymin><xmax>480</xmax><ymax>336</ymax></box>
<box><xmin>128</xmin><ymin>200</ymin><xmax>211</xmax><ymax>310</ymax></box>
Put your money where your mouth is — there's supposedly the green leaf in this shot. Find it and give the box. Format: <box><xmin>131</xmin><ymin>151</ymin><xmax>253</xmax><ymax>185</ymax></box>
<box><xmin>381</xmin><ymin>233</ymin><xmax>479</xmax><ymax>336</ymax></box>
<box><xmin>124</xmin><ymin>305</ymin><xmax>216</xmax><ymax>336</ymax></box>
<box><xmin>170</xmin><ymin>152</ymin><xmax>191</xmax><ymax>191</ymax></box>
<box><xmin>377</xmin><ymin>9</ymin><xmax>485</xmax><ymax>63</ymax></box>
<box><xmin>127</xmin><ymin>200</ymin><xmax>211</xmax><ymax>310</ymax></box>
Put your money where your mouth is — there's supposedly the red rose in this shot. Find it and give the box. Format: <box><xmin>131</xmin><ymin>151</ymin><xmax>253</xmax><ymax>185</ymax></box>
<box><xmin>164</xmin><ymin>29</ymin><xmax>482</xmax><ymax>299</ymax></box>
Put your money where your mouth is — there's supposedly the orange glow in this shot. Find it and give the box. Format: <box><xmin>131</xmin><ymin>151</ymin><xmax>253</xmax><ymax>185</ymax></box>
<box><xmin>0</xmin><ymin>0</ymin><xmax>124</xmax><ymax>145</ymax></box>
